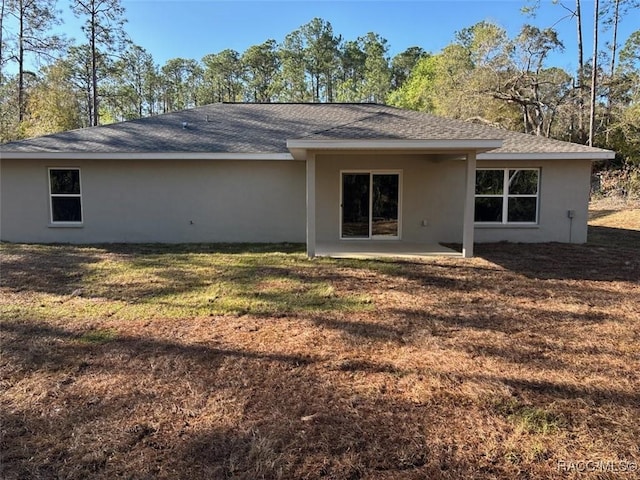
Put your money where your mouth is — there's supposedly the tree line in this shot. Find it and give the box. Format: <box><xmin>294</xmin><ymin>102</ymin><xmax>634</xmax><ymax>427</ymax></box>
<box><xmin>0</xmin><ymin>0</ymin><xmax>638</xmax><ymax>167</ymax></box>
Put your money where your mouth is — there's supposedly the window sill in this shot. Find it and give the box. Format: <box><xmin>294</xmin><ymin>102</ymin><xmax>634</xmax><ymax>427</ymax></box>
<box><xmin>48</xmin><ymin>223</ymin><xmax>84</xmax><ymax>228</ymax></box>
<box><xmin>475</xmin><ymin>224</ymin><xmax>539</xmax><ymax>229</ymax></box>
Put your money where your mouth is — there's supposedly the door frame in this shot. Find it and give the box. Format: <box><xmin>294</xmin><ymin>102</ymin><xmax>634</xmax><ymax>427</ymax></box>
<box><xmin>339</xmin><ymin>169</ymin><xmax>403</xmax><ymax>241</ymax></box>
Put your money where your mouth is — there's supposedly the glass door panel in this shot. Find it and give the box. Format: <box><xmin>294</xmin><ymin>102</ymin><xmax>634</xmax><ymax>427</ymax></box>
<box><xmin>341</xmin><ymin>173</ymin><xmax>370</xmax><ymax>238</ymax></box>
<box><xmin>371</xmin><ymin>174</ymin><xmax>399</xmax><ymax>237</ymax></box>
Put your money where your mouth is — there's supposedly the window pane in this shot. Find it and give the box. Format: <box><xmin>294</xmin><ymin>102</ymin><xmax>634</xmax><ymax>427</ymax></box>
<box><xmin>476</xmin><ymin>170</ymin><xmax>503</xmax><ymax>195</ymax></box>
<box><xmin>508</xmin><ymin>197</ymin><xmax>537</xmax><ymax>222</ymax></box>
<box><xmin>342</xmin><ymin>173</ymin><xmax>370</xmax><ymax>238</ymax></box>
<box><xmin>52</xmin><ymin>197</ymin><xmax>82</xmax><ymax>222</ymax></box>
<box><xmin>475</xmin><ymin>197</ymin><xmax>503</xmax><ymax>222</ymax></box>
<box><xmin>372</xmin><ymin>174</ymin><xmax>399</xmax><ymax>237</ymax></box>
<box><xmin>50</xmin><ymin>169</ymin><xmax>80</xmax><ymax>194</ymax></box>
<box><xmin>508</xmin><ymin>170</ymin><xmax>538</xmax><ymax>195</ymax></box>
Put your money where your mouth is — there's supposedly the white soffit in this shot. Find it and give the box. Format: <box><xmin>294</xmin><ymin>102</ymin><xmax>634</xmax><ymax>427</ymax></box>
<box><xmin>286</xmin><ymin>139</ymin><xmax>504</xmax><ymax>159</ymax></box>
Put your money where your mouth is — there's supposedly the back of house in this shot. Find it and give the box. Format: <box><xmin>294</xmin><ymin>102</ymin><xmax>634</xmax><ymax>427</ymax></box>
<box><xmin>0</xmin><ymin>103</ymin><xmax>614</xmax><ymax>257</ymax></box>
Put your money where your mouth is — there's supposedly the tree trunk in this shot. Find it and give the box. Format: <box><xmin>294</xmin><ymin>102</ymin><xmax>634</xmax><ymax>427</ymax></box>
<box><xmin>588</xmin><ymin>0</ymin><xmax>600</xmax><ymax>146</ymax></box>
<box><xmin>86</xmin><ymin>84</ymin><xmax>92</xmax><ymax>127</ymax></box>
<box><xmin>575</xmin><ymin>0</ymin><xmax>585</xmax><ymax>143</ymax></box>
<box><xmin>605</xmin><ymin>0</ymin><xmax>620</xmax><ymax>142</ymax></box>
<box><xmin>523</xmin><ymin>106</ymin><xmax>530</xmax><ymax>134</ymax></box>
<box><xmin>327</xmin><ymin>69</ymin><xmax>333</xmax><ymax>102</ymax></box>
<box><xmin>137</xmin><ymin>71</ymin><xmax>143</xmax><ymax>118</ymax></box>
<box><xmin>0</xmin><ymin>0</ymin><xmax>5</xmax><ymax>79</ymax></box>
<box><xmin>90</xmin><ymin>6</ymin><xmax>99</xmax><ymax>126</ymax></box>
<box><xmin>18</xmin><ymin>0</ymin><xmax>24</xmax><ymax>122</ymax></box>
<box><xmin>608</xmin><ymin>0</ymin><xmax>620</xmax><ymax>92</ymax></box>
<box><xmin>546</xmin><ymin>108</ymin><xmax>556</xmax><ymax>138</ymax></box>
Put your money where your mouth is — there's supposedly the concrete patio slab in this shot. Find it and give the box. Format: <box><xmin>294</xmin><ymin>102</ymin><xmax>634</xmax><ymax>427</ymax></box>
<box><xmin>315</xmin><ymin>242</ymin><xmax>461</xmax><ymax>259</ymax></box>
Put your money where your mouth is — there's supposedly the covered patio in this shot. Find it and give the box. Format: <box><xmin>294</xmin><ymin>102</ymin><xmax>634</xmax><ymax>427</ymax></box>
<box><xmin>289</xmin><ymin>139</ymin><xmax>504</xmax><ymax>259</ymax></box>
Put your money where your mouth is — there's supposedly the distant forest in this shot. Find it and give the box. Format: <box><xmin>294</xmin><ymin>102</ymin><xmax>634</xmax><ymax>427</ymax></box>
<box><xmin>1</xmin><ymin>0</ymin><xmax>638</xmax><ymax>173</ymax></box>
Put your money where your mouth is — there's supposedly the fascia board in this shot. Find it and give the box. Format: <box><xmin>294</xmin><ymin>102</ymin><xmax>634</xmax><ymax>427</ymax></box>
<box><xmin>477</xmin><ymin>152</ymin><xmax>616</xmax><ymax>161</ymax></box>
<box><xmin>0</xmin><ymin>152</ymin><xmax>297</xmax><ymax>161</ymax></box>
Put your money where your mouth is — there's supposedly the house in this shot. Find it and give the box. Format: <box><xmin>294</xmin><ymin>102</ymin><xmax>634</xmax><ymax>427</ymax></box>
<box><xmin>0</xmin><ymin>103</ymin><xmax>615</xmax><ymax>258</ymax></box>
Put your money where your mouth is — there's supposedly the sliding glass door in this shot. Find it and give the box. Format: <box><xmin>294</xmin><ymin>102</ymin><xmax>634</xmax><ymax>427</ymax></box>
<box><xmin>341</xmin><ymin>172</ymin><xmax>400</xmax><ymax>239</ymax></box>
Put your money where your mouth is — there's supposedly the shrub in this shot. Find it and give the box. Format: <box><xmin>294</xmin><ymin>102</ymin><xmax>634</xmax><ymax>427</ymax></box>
<box><xmin>592</xmin><ymin>164</ymin><xmax>640</xmax><ymax>200</ymax></box>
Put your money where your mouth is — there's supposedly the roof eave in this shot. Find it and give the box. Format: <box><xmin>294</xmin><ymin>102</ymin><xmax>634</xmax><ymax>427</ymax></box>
<box><xmin>286</xmin><ymin>139</ymin><xmax>504</xmax><ymax>160</ymax></box>
<box><xmin>0</xmin><ymin>152</ymin><xmax>297</xmax><ymax>161</ymax></box>
<box><xmin>478</xmin><ymin>151</ymin><xmax>616</xmax><ymax>161</ymax></box>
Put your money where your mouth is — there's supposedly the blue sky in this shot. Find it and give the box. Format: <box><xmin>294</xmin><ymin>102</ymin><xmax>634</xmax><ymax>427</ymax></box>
<box><xmin>38</xmin><ymin>0</ymin><xmax>640</xmax><ymax>73</ymax></box>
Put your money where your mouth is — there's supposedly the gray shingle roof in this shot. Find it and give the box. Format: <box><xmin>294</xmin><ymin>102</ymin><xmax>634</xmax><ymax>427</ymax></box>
<box><xmin>0</xmin><ymin>103</ymin><xmax>613</xmax><ymax>155</ymax></box>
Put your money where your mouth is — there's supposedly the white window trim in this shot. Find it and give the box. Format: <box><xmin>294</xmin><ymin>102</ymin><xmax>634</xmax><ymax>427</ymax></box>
<box><xmin>48</xmin><ymin>167</ymin><xmax>83</xmax><ymax>226</ymax></box>
<box><xmin>475</xmin><ymin>168</ymin><xmax>540</xmax><ymax>225</ymax></box>
<box><xmin>339</xmin><ymin>170</ymin><xmax>403</xmax><ymax>241</ymax></box>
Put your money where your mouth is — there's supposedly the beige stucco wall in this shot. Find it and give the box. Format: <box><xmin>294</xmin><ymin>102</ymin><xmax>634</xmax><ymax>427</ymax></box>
<box><xmin>473</xmin><ymin>159</ymin><xmax>592</xmax><ymax>244</ymax></box>
<box><xmin>314</xmin><ymin>154</ymin><xmax>593</xmax><ymax>246</ymax></box>
<box><xmin>0</xmin><ymin>159</ymin><xmax>306</xmax><ymax>243</ymax></box>
<box><xmin>1</xmin><ymin>155</ymin><xmax>592</xmax><ymax>246</ymax></box>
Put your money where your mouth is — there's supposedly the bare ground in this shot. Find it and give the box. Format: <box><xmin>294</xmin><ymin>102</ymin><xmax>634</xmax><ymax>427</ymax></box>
<box><xmin>1</xmin><ymin>207</ymin><xmax>639</xmax><ymax>479</ymax></box>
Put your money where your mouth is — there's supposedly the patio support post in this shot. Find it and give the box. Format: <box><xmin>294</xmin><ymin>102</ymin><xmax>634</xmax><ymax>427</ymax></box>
<box><xmin>462</xmin><ymin>151</ymin><xmax>476</xmax><ymax>258</ymax></box>
<box><xmin>306</xmin><ymin>153</ymin><xmax>316</xmax><ymax>258</ymax></box>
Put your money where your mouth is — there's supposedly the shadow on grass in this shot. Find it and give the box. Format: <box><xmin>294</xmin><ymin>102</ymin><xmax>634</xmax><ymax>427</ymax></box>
<box><xmin>475</xmin><ymin>239</ymin><xmax>639</xmax><ymax>282</ymax></box>
<box><xmin>0</xmin><ymin>245</ymin><xmax>104</xmax><ymax>295</ymax></box>
<box><xmin>90</xmin><ymin>242</ymin><xmax>307</xmax><ymax>256</ymax></box>
<box><xmin>587</xmin><ymin>209</ymin><xmax>620</xmax><ymax>221</ymax></box>
<box><xmin>476</xmin><ymin>375</ymin><xmax>640</xmax><ymax>409</ymax></box>
<box><xmin>0</xmin><ymin>243</ymin><xmax>306</xmax><ymax>294</ymax></box>
<box><xmin>309</xmin><ymin>315</ymin><xmax>410</xmax><ymax>343</ymax></box>
<box><xmin>388</xmin><ymin>304</ymin><xmax>611</xmax><ymax>338</ymax></box>
<box><xmin>0</xmin><ymin>319</ymin><xmax>478</xmax><ymax>479</ymax></box>
<box><xmin>0</xmin><ymin>320</ymin><xmax>315</xmax><ymax>376</ymax></box>
<box><xmin>587</xmin><ymin>225</ymin><xmax>640</xmax><ymax>250</ymax></box>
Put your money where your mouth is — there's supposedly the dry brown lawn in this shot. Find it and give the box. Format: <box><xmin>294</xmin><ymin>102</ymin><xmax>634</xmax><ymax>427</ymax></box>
<box><xmin>1</xmin><ymin>206</ymin><xmax>639</xmax><ymax>479</ymax></box>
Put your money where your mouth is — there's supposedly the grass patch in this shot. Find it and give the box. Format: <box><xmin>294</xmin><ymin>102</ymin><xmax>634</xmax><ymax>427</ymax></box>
<box><xmin>588</xmin><ymin>200</ymin><xmax>640</xmax><ymax>249</ymax></box>
<box><xmin>0</xmin><ymin>245</ymin><xmax>374</xmax><ymax>321</ymax></box>
<box><xmin>494</xmin><ymin>399</ymin><xmax>564</xmax><ymax>435</ymax></box>
<box><xmin>1</xmin><ymin>208</ymin><xmax>639</xmax><ymax>479</ymax></box>
<box><xmin>77</xmin><ymin>329</ymin><xmax>117</xmax><ymax>344</ymax></box>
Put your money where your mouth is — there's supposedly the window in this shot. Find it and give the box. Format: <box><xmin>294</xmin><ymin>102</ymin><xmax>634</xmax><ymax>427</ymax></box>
<box><xmin>475</xmin><ymin>169</ymin><xmax>539</xmax><ymax>224</ymax></box>
<box><xmin>49</xmin><ymin>168</ymin><xmax>82</xmax><ymax>223</ymax></box>
<box><xmin>341</xmin><ymin>171</ymin><xmax>401</xmax><ymax>239</ymax></box>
